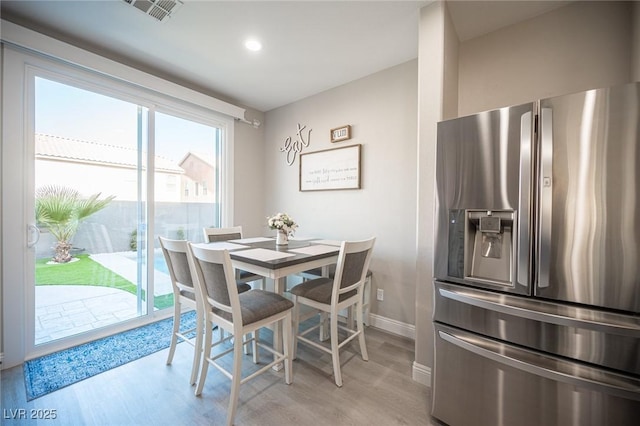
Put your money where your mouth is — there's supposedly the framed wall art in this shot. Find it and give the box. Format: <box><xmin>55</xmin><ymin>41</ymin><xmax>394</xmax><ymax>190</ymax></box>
<box><xmin>299</xmin><ymin>144</ymin><xmax>361</xmax><ymax>191</ymax></box>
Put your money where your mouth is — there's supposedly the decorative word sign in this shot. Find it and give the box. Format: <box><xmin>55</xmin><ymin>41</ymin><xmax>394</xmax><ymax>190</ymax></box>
<box><xmin>299</xmin><ymin>144</ymin><xmax>361</xmax><ymax>191</ymax></box>
<box><xmin>330</xmin><ymin>125</ymin><xmax>351</xmax><ymax>142</ymax></box>
<box><xmin>280</xmin><ymin>123</ymin><xmax>312</xmax><ymax>166</ymax></box>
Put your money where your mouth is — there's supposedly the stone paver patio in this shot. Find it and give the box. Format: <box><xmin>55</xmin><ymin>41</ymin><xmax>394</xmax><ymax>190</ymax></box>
<box><xmin>34</xmin><ymin>251</ymin><xmax>173</xmax><ymax>345</ymax></box>
<box><xmin>35</xmin><ymin>285</ymin><xmax>140</xmax><ymax>344</ymax></box>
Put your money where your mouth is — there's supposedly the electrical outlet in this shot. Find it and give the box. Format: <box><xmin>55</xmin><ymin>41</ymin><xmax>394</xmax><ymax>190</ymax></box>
<box><xmin>376</xmin><ymin>289</ymin><xmax>384</xmax><ymax>301</ymax></box>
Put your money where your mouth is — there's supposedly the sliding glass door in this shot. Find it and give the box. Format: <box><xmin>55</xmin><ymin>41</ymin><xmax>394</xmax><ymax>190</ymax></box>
<box><xmin>31</xmin><ymin>75</ymin><xmax>222</xmax><ymax>346</ymax></box>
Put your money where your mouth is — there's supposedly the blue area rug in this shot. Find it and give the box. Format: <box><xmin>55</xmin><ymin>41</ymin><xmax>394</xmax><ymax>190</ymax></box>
<box><xmin>23</xmin><ymin>310</ymin><xmax>197</xmax><ymax>400</ymax></box>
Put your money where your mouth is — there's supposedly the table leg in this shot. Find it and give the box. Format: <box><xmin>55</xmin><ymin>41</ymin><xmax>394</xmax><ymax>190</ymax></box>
<box><xmin>272</xmin><ymin>276</ymin><xmax>286</xmax><ymax>371</ymax></box>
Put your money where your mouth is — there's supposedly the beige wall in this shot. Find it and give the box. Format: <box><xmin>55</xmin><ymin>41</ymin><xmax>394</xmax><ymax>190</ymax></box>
<box><xmin>442</xmin><ymin>4</ymin><xmax>459</xmax><ymax>121</ymax></box>
<box><xmin>264</xmin><ymin>60</ymin><xmax>419</xmax><ymax>328</ymax></box>
<box><xmin>458</xmin><ymin>1</ymin><xmax>633</xmax><ymax>116</ymax></box>
<box><xmin>0</xmin><ymin>45</ymin><xmax>4</xmax><ymax>365</ymax></box>
<box><xmin>633</xmin><ymin>1</ymin><xmax>640</xmax><ymax>81</ymax></box>
<box><xmin>232</xmin><ymin>107</ymin><xmax>266</xmax><ymax>237</ymax></box>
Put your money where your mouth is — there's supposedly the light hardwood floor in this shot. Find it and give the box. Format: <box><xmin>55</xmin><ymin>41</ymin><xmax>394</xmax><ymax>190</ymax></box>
<box><xmin>1</xmin><ymin>325</ymin><xmax>432</xmax><ymax>425</ymax></box>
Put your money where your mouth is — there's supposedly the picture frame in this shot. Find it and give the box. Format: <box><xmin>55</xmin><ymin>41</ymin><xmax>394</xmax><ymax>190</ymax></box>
<box><xmin>299</xmin><ymin>144</ymin><xmax>361</xmax><ymax>191</ymax></box>
<box><xmin>330</xmin><ymin>125</ymin><xmax>351</xmax><ymax>143</ymax></box>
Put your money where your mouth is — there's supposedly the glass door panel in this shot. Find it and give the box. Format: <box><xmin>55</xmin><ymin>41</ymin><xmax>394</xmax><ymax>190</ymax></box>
<box><xmin>33</xmin><ymin>77</ymin><xmax>148</xmax><ymax>344</ymax></box>
<box><xmin>152</xmin><ymin>111</ymin><xmax>221</xmax><ymax>310</ymax></box>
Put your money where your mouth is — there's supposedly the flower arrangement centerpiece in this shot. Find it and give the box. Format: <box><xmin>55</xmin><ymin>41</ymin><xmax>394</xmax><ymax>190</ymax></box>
<box><xmin>267</xmin><ymin>212</ymin><xmax>298</xmax><ymax>245</ymax></box>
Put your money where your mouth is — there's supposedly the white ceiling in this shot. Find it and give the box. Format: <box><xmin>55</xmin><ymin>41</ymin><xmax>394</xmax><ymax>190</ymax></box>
<box><xmin>0</xmin><ymin>0</ymin><xmax>571</xmax><ymax>112</ymax></box>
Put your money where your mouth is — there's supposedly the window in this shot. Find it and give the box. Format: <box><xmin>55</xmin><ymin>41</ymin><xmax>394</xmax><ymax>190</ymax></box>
<box><xmin>31</xmin><ymin>76</ymin><xmax>226</xmax><ymax>345</ymax></box>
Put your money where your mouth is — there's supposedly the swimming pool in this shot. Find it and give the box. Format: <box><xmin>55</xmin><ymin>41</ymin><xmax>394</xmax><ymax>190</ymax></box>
<box><xmin>153</xmin><ymin>255</ymin><xmax>169</xmax><ymax>274</ymax></box>
<box><xmin>119</xmin><ymin>250</ymin><xmax>169</xmax><ymax>275</ymax></box>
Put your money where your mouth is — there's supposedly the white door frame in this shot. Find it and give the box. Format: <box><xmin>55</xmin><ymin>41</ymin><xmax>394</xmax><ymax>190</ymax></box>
<box><xmin>1</xmin><ymin>42</ymin><xmax>236</xmax><ymax>369</ymax></box>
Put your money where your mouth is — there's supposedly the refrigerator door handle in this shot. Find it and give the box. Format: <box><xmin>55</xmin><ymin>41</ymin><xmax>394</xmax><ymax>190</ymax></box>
<box><xmin>517</xmin><ymin>111</ymin><xmax>532</xmax><ymax>289</ymax></box>
<box><xmin>537</xmin><ymin>107</ymin><xmax>553</xmax><ymax>288</ymax></box>
<box><xmin>438</xmin><ymin>328</ymin><xmax>640</xmax><ymax>401</ymax></box>
<box><xmin>438</xmin><ymin>285</ymin><xmax>640</xmax><ymax>336</ymax></box>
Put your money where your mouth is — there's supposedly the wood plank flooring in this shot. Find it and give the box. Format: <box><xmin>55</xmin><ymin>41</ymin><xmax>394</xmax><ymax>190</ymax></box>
<box><xmin>1</xmin><ymin>326</ymin><xmax>433</xmax><ymax>425</ymax></box>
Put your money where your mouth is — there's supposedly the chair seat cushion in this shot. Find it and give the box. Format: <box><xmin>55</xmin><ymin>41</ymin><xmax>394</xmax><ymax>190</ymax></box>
<box><xmin>238</xmin><ymin>270</ymin><xmax>261</xmax><ymax>281</ymax></box>
<box><xmin>290</xmin><ymin>277</ymin><xmax>357</xmax><ymax>304</ymax></box>
<box><xmin>179</xmin><ymin>289</ymin><xmax>196</xmax><ymax>301</ymax></box>
<box><xmin>212</xmin><ymin>290</ymin><xmax>293</xmax><ymax>325</ymax></box>
<box><xmin>183</xmin><ymin>283</ymin><xmax>248</xmax><ymax>301</ymax></box>
<box><xmin>301</xmin><ymin>268</ymin><xmax>373</xmax><ymax>280</ymax></box>
<box><xmin>237</xmin><ymin>283</ymin><xmax>252</xmax><ymax>293</ymax></box>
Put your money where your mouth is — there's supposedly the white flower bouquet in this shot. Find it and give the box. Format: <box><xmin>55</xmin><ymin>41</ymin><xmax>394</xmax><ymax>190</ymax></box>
<box><xmin>267</xmin><ymin>212</ymin><xmax>298</xmax><ymax>236</ymax></box>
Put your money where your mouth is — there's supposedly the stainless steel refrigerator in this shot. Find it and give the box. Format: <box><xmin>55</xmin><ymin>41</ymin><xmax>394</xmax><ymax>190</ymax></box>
<box><xmin>432</xmin><ymin>82</ymin><xmax>640</xmax><ymax>426</ymax></box>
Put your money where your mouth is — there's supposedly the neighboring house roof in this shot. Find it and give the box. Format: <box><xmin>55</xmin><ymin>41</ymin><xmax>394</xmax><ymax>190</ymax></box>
<box><xmin>178</xmin><ymin>151</ymin><xmax>215</xmax><ymax>168</ymax></box>
<box><xmin>35</xmin><ymin>133</ymin><xmax>184</xmax><ymax>173</ymax></box>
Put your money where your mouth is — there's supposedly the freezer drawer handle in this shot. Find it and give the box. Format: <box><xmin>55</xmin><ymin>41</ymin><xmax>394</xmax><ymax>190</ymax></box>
<box><xmin>438</xmin><ymin>329</ymin><xmax>640</xmax><ymax>401</ymax></box>
<box><xmin>439</xmin><ymin>286</ymin><xmax>640</xmax><ymax>337</ymax></box>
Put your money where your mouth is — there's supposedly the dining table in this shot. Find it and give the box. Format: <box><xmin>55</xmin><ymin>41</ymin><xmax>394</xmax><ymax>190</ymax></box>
<box><xmin>197</xmin><ymin>236</ymin><xmax>341</xmax><ymax>369</ymax></box>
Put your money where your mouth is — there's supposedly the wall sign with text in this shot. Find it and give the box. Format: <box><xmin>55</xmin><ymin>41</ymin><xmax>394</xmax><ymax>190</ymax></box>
<box><xmin>330</xmin><ymin>125</ymin><xmax>351</xmax><ymax>143</ymax></box>
<box><xmin>299</xmin><ymin>144</ymin><xmax>361</xmax><ymax>191</ymax></box>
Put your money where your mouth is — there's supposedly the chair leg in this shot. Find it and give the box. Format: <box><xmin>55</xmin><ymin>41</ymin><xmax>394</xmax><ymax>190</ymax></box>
<box><xmin>319</xmin><ymin>312</ymin><xmax>329</xmax><ymax>341</ymax></box>
<box><xmin>219</xmin><ymin>327</ymin><xmax>226</xmax><ymax>341</ymax></box>
<box><xmin>363</xmin><ymin>276</ymin><xmax>371</xmax><ymax>326</ymax></box>
<box><xmin>195</xmin><ymin>318</ymin><xmax>213</xmax><ymax>396</ymax></box>
<box><xmin>166</xmin><ymin>302</ymin><xmax>181</xmax><ymax>365</ymax></box>
<box><xmin>346</xmin><ymin>306</ymin><xmax>355</xmax><ymax>330</ymax></box>
<box><xmin>226</xmin><ymin>333</ymin><xmax>244</xmax><ymax>426</ymax></box>
<box><xmin>330</xmin><ymin>312</ymin><xmax>342</xmax><ymax>387</ymax></box>
<box><xmin>190</xmin><ymin>307</ymin><xmax>203</xmax><ymax>385</ymax></box>
<box><xmin>356</xmin><ymin>300</ymin><xmax>369</xmax><ymax>361</ymax></box>
<box><xmin>283</xmin><ymin>311</ymin><xmax>293</xmax><ymax>385</ymax></box>
<box><xmin>252</xmin><ymin>329</ymin><xmax>260</xmax><ymax>364</ymax></box>
<box><xmin>243</xmin><ymin>333</ymin><xmax>251</xmax><ymax>355</ymax></box>
<box><xmin>292</xmin><ymin>295</ymin><xmax>300</xmax><ymax>360</ymax></box>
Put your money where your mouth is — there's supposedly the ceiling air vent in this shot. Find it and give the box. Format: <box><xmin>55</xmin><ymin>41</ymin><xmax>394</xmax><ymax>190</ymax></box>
<box><xmin>123</xmin><ymin>0</ymin><xmax>183</xmax><ymax>22</ymax></box>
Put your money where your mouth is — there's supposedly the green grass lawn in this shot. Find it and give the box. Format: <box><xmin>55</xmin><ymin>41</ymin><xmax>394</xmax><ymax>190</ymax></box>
<box><xmin>36</xmin><ymin>254</ymin><xmax>174</xmax><ymax>310</ymax></box>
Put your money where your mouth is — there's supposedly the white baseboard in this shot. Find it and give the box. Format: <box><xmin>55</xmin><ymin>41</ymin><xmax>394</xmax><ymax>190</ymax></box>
<box><xmin>369</xmin><ymin>313</ymin><xmax>415</xmax><ymax>340</ymax></box>
<box><xmin>412</xmin><ymin>361</ymin><xmax>431</xmax><ymax>387</ymax></box>
<box><xmin>367</xmin><ymin>314</ymin><xmax>431</xmax><ymax>387</ymax></box>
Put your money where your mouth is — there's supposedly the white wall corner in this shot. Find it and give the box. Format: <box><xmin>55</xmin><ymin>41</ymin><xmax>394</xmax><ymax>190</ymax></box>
<box><xmin>370</xmin><ymin>313</ymin><xmax>429</xmax><ymax>386</ymax></box>
<box><xmin>412</xmin><ymin>361</ymin><xmax>431</xmax><ymax>387</ymax></box>
<box><xmin>369</xmin><ymin>313</ymin><xmax>415</xmax><ymax>340</ymax></box>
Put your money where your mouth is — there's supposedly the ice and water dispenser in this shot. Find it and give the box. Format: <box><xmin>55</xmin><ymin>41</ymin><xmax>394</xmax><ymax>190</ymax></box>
<box><xmin>448</xmin><ymin>209</ymin><xmax>516</xmax><ymax>287</ymax></box>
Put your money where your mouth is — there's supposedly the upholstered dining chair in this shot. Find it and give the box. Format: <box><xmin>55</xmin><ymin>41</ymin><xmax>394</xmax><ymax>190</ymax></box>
<box><xmin>203</xmin><ymin>226</ymin><xmax>266</xmax><ymax>290</ymax></box>
<box><xmin>290</xmin><ymin>237</ymin><xmax>376</xmax><ymax>387</ymax></box>
<box><xmin>158</xmin><ymin>236</ymin><xmax>202</xmax><ymax>386</ymax></box>
<box><xmin>159</xmin><ymin>236</ymin><xmax>252</xmax><ymax>386</ymax></box>
<box><xmin>187</xmin><ymin>243</ymin><xmax>294</xmax><ymax>426</ymax></box>
<box><xmin>298</xmin><ymin>266</ymin><xmax>374</xmax><ymax>326</ymax></box>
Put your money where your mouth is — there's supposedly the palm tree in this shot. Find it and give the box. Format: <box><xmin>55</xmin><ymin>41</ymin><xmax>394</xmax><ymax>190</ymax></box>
<box><xmin>35</xmin><ymin>185</ymin><xmax>115</xmax><ymax>263</ymax></box>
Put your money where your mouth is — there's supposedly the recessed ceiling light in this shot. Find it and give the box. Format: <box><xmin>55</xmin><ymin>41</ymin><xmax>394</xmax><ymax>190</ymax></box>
<box><xmin>244</xmin><ymin>39</ymin><xmax>262</xmax><ymax>52</ymax></box>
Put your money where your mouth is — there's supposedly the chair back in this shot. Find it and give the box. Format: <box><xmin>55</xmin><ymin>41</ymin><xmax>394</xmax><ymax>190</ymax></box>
<box><xmin>332</xmin><ymin>237</ymin><xmax>376</xmax><ymax>304</ymax></box>
<box><xmin>188</xmin><ymin>244</ymin><xmax>241</xmax><ymax>324</ymax></box>
<box><xmin>203</xmin><ymin>226</ymin><xmax>243</xmax><ymax>243</ymax></box>
<box><xmin>159</xmin><ymin>237</ymin><xmax>195</xmax><ymax>294</ymax></box>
